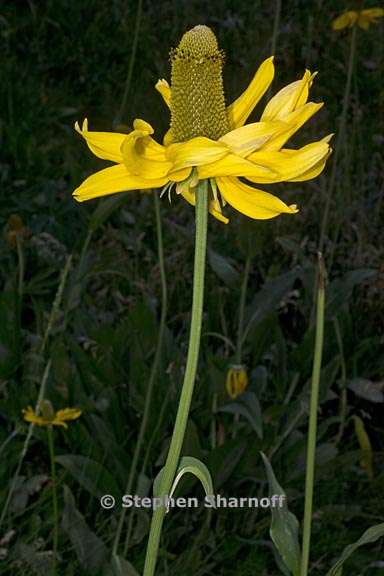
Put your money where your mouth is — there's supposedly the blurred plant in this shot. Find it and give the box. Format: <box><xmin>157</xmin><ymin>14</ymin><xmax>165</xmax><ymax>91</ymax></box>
<box><xmin>320</xmin><ymin>5</ymin><xmax>383</xmax><ymax>255</ymax></box>
<box><xmin>22</xmin><ymin>400</ymin><xmax>81</xmax><ymax>575</ymax></box>
<box><xmin>226</xmin><ymin>364</ymin><xmax>249</xmax><ymax>399</ymax></box>
<box><xmin>331</xmin><ymin>7</ymin><xmax>384</xmax><ymax>31</ymax></box>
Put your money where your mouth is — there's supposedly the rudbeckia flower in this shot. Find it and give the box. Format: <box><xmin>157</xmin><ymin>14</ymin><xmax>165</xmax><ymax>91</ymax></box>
<box><xmin>23</xmin><ymin>400</ymin><xmax>82</xmax><ymax>429</ymax></box>
<box><xmin>332</xmin><ymin>8</ymin><xmax>384</xmax><ymax>31</ymax></box>
<box><xmin>226</xmin><ymin>365</ymin><xmax>248</xmax><ymax>399</ymax></box>
<box><xmin>74</xmin><ymin>25</ymin><xmax>331</xmax><ymax>223</ymax></box>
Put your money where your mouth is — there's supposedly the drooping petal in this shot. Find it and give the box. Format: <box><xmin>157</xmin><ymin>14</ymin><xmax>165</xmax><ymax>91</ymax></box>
<box><xmin>259</xmin><ymin>102</ymin><xmax>323</xmax><ymax>151</ymax></box>
<box><xmin>155</xmin><ymin>79</ymin><xmax>171</xmax><ymax>109</ymax></box>
<box><xmin>219</xmin><ymin>120</ymin><xmax>289</xmax><ymax>157</ymax></box>
<box><xmin>198</xmin><ymin>153</ymin><xmax>280</xmax><ymax>183</ymax></box>
<box><xmin>165</xmin><ymin>137</ymin><xmax>229</xmax><ymax>172</ymax></box>
<box><xmin>216</xmin><ymin>177</ymin><xmax>298</xmax><ymax>220</ymax></box>
<box><xmin>56</xmin><ymin>408</ymin><xmax>82</xmax><ymax>422</ymax></box>
<box><xmin>75</xmin><ymin>119</ymin><xmax>126</xmax><ymax>163</ymax></box>
<box><xmin>332</xmin><ymin>11</ymin><xmax>358</xmax><ymax>30</ymax></box>
<box><xmin>261</xmin><ymin>70</ymin><xmax>317</xmax><ymax>121</ymax></box>
<box><xmin>247</xmin><ymin>138</ymin><xmax>331</xmax><ymax>182</ymax></box>
<box><xmin>121</xmin><ymin>119</ymin><xmax>173</xmax><ymax>178</ymax></box>
<box><xmin>226</xmin><ymin>56</ymin><xmax>275</xmax><ymax>129</ymax></box>
<box><xmin>362</xmin><ymin>8</ymin><xmax>384</xmax><ymax>18</ymax></box>
<box><xmin>73</xmin><ymin>163</ymin><xmax>168</xmax><ymax>202</ymax></box>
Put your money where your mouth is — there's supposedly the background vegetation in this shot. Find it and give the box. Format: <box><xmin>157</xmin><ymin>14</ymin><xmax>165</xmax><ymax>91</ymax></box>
<box><xmin>0</xmin><ymin>0</ymin><xmax>383</xmax><ymax>574</ymax></box>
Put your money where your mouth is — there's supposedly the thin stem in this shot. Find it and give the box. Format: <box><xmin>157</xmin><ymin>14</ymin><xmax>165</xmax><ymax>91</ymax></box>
<box><xmin>115</xmin><ymin>0</ymin><xmax>143</xmax><ymax>125</ymax></box>
<box><xmin>47</xmin><ymin>426</ymin><xmax>58</xmax><ymax>575</ymax></box>
<box><xmin>319</xmin><ymin>25</ymin><xmax>357</xmax><ymax>253</ymax></box>
<box><xmin>300</xmin><ymin>254</ymin><xmax>326</xmax><ymax>576</ymax></box>
<box><xmin>112</xmin><ymin>193</ymin><xmax>168</xmax><ymax>558</ymax></box>
<box><xmin>16</xmin><ymin>234</ymin><xmax>24</xmax><ymax>298</ymax></box>
<box><xmin>271</xmin><ymin>0</ymin><xmax>282</xmax><ymax>57</ymax></box>
<box><xmin>334</xmin><ymin>317</ymin><xmax>347</xmax><ymax>445</ymax></box>
<box><xmin>235</xmin><ymin>256</ymin><xmax>251</xmax><ymax>364</ymax></box>
<box><xmin>142</xmin><ymin>180</ymin><xmax>209</xmax><ymax>576</ymax></box>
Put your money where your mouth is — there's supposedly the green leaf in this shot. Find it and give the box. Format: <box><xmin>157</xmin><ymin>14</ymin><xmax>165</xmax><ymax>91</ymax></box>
<box><xmin>89</xmin><ymin>194</ymin><xmax>129</xmax><ymax>232</ymax></box>
<box><xmin>261</xmin><ymin>452</ymin><xmax>301</xmax><ymax>576</ymax></box>
<box><xmin>347</xmin><ymin>378</ymin><xmax>384</xmax><ymax>403</ymax></box>
<box><xmin>208</xmin><ymin>249</ymin><xmax>240</xmax><ymax>288</ymax></box>
<box><xmin>326</xmin><ymin>523</ymin><xmax>384</xmax><ymax>576</ymax></box>
<box><xmin>218</xmin><ymin>391</ymin><xmax>263</xmax><ymax>438</ymax></box>
<box><xmin>62</xmin><ymin>485</ymin><xmax>108</xmax><ymax>573</ymax></box>
<box><xmin>244</xmin><ymin>269</ymin><xmax>298</xmax><ymax>340</ymax></box>
<box><xmin>56</xmin><ymin>455</ymin><xmax>121</xmax><ymax>499</ymax></box>
<box><xmin>326</xmin><ymin>269</ymin><xmax>376</xmax><ymax>318</ymax></box>
<box><xmin>109</xmin><ymin>555</ymin><xmax>140</xmax><ymax>576</ymax></box>
<box><xmin>154</xmin><ymin>456</ymin><xmax>214</xmax><ymax>510</ymax></box>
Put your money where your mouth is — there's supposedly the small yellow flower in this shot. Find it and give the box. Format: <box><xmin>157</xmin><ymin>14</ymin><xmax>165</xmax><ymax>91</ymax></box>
<box><xmin>74</xmin><ymin>25</ymin><xmax>331</xmax><ymax>222</ymax></box>
<box><xmin>226</xmin><ymin>365</ymin><xmax>248</xmax><ymax>399</ymax></box>
<box><xmin>332</xmin><ymin>8</ymin><xmax>384</xmax><ymax>31</ymax></box>
<box><xmin>22</xmin><ymin>400</ymin><xmax>82</xmax><ymax>429</ymax></box>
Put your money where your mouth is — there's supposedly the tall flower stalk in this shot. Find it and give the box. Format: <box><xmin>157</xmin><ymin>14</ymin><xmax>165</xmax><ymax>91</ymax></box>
<box><xmin>143</xmin><ymin>180</ymin><xmax>208</xmax><ymax>576</ymax></box>
<box><xmin>300</xmin><ymin>255</ymin><xmax>325</xmax><ymax>576</ymax></box>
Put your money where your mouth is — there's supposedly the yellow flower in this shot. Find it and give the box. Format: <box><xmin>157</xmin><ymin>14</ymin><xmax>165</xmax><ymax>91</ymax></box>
<box><xmin>23</xmin><ymin>400</ymin><xmax>82</xmax><ymax>429</ymax></box>
<box><xmin>332</xmin><ymin>8</ymin><xmax>384</xmax><ymax>30</ymax></box>
<box><xmin>74</xmin><ymin>25</ymin><xmax>331</xmax><ymax>223</ymax></box>
<box><xmin>226</xmin><ymin>365</ymin><xmax>248</xmax><ymax>399</ymax></box>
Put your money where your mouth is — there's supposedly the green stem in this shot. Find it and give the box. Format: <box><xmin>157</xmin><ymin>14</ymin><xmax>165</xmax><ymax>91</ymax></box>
<box><xmin>47</xmin><ymin>426</ymin><xmax>58</xmax><ymax>575</ymax></box>
<box><xmin>142</xmin><ymin>180</ymin><xmax>209</xmax><ymax>576</ymax></box>
<box><xmin>235</xmin><ymin>256</ymin><xmax>251</xmax><ymax>364</ymax></box>
<box><xmin>300</xmin><ymin>254</ymin><xmax>326</xmax><ymax>576</ymax></box>
<box><xmin>115</xmin><ymin>0</ymin><xmax>143</xmax><ymax>125</ymax></box>
<box><xmin>319</xmin><ymin>24</ymin><xmax>357</xmax><ymax>253</ymax></box>
<box><xmin>111</xmin><ymin>193</ymin><xmax>168</xmax><ymax>558</ymax></box>
<box><xmin>16</xmin><ymin>234</ymin><xmax>24</xmax><ymax>298</ymax></box>
<box><xmin>271</xmin><ymin>0</ymin><xmax>282</xmax><ymax>57</ymax></box>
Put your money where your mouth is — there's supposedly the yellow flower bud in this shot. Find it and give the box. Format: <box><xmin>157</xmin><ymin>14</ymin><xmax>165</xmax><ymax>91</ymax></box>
<box><xmin>226</xmin><ymin>365</ymin><xmax>248</xmax><ymax>399</ymax></box>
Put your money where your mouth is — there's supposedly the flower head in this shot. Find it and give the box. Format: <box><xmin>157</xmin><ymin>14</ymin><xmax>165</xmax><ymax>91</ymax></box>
<box><xmin>23</xmin><ymin>400</ymin><xmax>82</xmax><ymax>429</ymax></box>
<box><xmin>226</xmin><ymin>365</ymin><xmax>248</xmax><ymax>399</ymax></box>
<box><xmin>332</xmin><ymin>8</ymin><xmax>384</xmax><ymax>30</ymax></box>
<box><xmin>74</xmin><ymin>25</ymin><xmax>331</xmax><ymax>223</ymax></box>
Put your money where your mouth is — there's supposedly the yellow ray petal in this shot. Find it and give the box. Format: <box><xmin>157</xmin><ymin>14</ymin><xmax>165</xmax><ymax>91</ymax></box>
<box><xmin>75</xmin><ymin>119</ymin><xmax>126</xmax><ymax>163</ymax></box>
<box><xmin>362</xmin><ymin>8</ymin><xmax>384</xmax><ymax>18</ymax></box>
<box><xmin>155</xmin><ymin>79</ymin><xmax>171</xmax><ymax>109</ymax></box>
<box><xmin>219</xmin><ymin>120</ymin><xmax>289</xmax><ymax>157</ymax></box>
<box><xmin>332</xmin><ymin>11</ymin><xmax>358</xmax><ymax>30</ymax></box>
<box><xmin>121</xmin><ymin>118</ymin><xmax>173</xmax><ymax>178</ymax></box>
<box><xmin>261</xmin><ymin>70</ymin><xmax>316</xmax><ymax>122</ymax></box>
<box><xmin>165</xmin><ymin>137</ymin><xmax>229</xmax><ymax>172</ymax></box>
<box><xmin>260</xmin><ymin>101</ymin><xmax>323</xmax><ymax>151</ymax></box>
<box><xmin>247</xmin><ymin>139</ymin><xmax>331</xmax><ymax>182</ymax></box>
<box><xmin>55</xmin><ymin>408</ymin><xmax>82</xmax><ymax>421</ymax></box>
<box><xmin>226</xmin><ymin>56</ymin><xmax>275</xmax><ymax>129</ymax></box>
<box><xmin>216</xmin><ymin>177</ymin><xmax>298</xmax><ymax>220</ymax></box>
<box><xmin>357</xmin><ymin>13</ymin><xmax>371</xmax><ymax>30</ymax></box>
<box><xmin>73</xmin><ymin>163</ymin><xmax>168</xmax><ymax>202</ymax></box>
<box><xmin>198</xmin><ymin>153</ymin><xmax>280</xmax><ymax>184</ymax></box>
